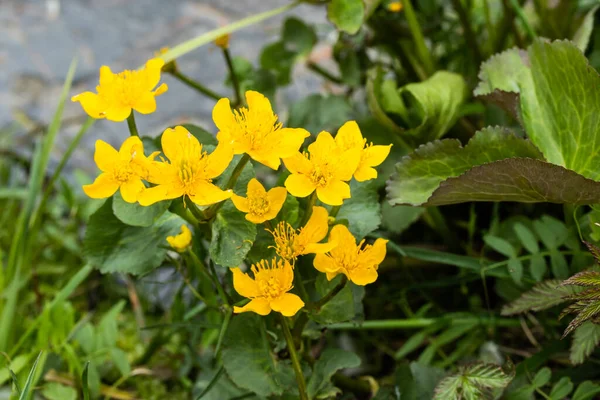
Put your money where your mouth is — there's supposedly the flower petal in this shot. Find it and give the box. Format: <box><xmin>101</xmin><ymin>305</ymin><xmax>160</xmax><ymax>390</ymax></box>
<box><xmin>303</xmin><ymin>241</ymin><xmax>337</xmax><ymax>255</ymax></box>
<box><xmin>71</xmin><ymin>92</ymin><xmax>107</xmax><ymax>119</ymax></box>
<box><xmin>245</xmin><ymin>90</ymin><xmax>273</xmax><ymax>114</ymax></box>
<box><xmin>205</xmin><ymin>141</ymin><xmax>234</xmax><ymax>179</ymax></box>
<box><xmin>133</xmin><ymin>92</ymin><xmax>157</xmax><ymax>114</ymax></box>
<box><xmin>99</xmin><ymin>66</ymin><xmax>115</xmax><ymax>86</ymax></box>
<box><xmin>233</xmin><ymin>298</ymin><xmax>272</xmax><ymax>315</ymax></box>
<box><xmin>335</xmin><ymin>121</ymin><xmax>364</xmax><ymax>151</ymax></box>
<box><xmin>354</xmin><ymin>166</ymin><xmax>378</xmax><ymax>182</ymax></box>
<box><xmin>103</xmin><ymin>104</ymin><xmax>132</xmax><ymax>122</ymax></box>
<box><xmin>335</xmin><ymin>148</ymin><xmax>362</xmax><ymax>181</ymax></box>
<box><xmin>189</xmin><ymin>182</ymin><xmax>232</xmax><ymax>206</ymax></box>
<box><xmin>316</xmin><ymin>180</ymin><xmax>351</xmax><ymax>206</ymax></box>
<box><xmin>138</xmin><ymin>184</ymin><xmax>183</xmax><ymax>206</ymax></box>
<box><xmin>358</xmin><ymin>238</ymin><xmax>388</xmax><ymax>268</ymax></box>
<box><xmin>264</xmin><ymin>187</ymin><xmax>287</xmax><ymax>220</ymax></box>
<box><xmin>231</xmin><ymin>194</ymin><xmax>250</xmax><ymax>213</ymax></box>
<box><xmin>161</xmin><ymin>126</ymin><xmax>199</xmax><ymax>162</ymax></box>
<box><xmin>348</xmin><ymin>267</ymin><xmax>378</xmax><ymax>285</ymax></box>
<box><xmin>247</xmin><ymin>178</ymin><xmax>267</xmax><ymax>197</ymax></box>
<box><xmin>277</xmin><ymin>128</ymin><xmax>310</xmax><ymax>158</ymax></box>
<box><xmin>153</xmin><ymin>83</ymin><xmax>168</xmax><ymax>97</ymax></box>
<box><xmin>232</xmin><ymin>267</ymin><xmax>260</xmax><ymax>298</ymax></box>
<box><xmin>308</xmin><ymin>131</ymin><xmax>336</xmax><ymax>160</ymax></box>
<box><xmin>299</xmin><ymin>206</ymin><xmax>329</xmax><ymax>244</ymax></box>
<box><xmin>93</xmin><ymin>140</ymin><xmax>118</xmax><ymax>172</ymax></box>
<box><xmin>120</xmin><ymin>179</ymin><xmax>145</xmax><ymax>203</ymax></box>
<box><xmin>144</xmin><ymin>57</ymin><xmax>165</xmax><ymax>90</ymax></box>
<box><xmin>119</xmin><ymin>136</ymin><xmax>144</xmax><ymax>160</ymax></box>
<box><xmin>283</xmin><ymin>153</ymin><xmax>312</xmax><ymax>175</ymax></box>
<box><xmin>328</xmin><ymin>224</ymin><xmax>357</xmax><ymax>258</ymax></box>
<box><xmin>270</xmin><ymin>293</ymin><xmax>304</xmax><ymax>317</ymax></box>
<box><xmin>82</xmin><ymin>173</ymin><xmax>119</xmax><ymax>199</ymax></box>
<box><xmin>212</xmin><ymin>97</ymin><xmax>235</xmax><ymax>133</ymax></box>
<box><xmin>313</xmin><ymin>253</ymin><xmax>338</xmax><ymax>274</ymax></box>
<box><xmin>249</xmin><ymin>151</ymin><xmax>281</xmax><ymax>170</ymax></box>
<box><xmin>285</xmin><ymin>174</ymin><xmax>315</xmax><ymax>198</ymax></box>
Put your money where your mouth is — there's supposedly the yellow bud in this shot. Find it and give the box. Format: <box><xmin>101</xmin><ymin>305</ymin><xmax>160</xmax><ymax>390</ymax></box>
<box><xmin>155</xmin><ymin>47</ymin><xmax>177</xmax><ymax>73</ymax></box>
<box><xmin>215</xmin><ymin>33</ymin><xmax>230</xmax><ymax>49</ymax></box>
<box><xmin>388</xmin><ymin>1</ymin><xmax>403</xmax><ymax>12</ymax></box>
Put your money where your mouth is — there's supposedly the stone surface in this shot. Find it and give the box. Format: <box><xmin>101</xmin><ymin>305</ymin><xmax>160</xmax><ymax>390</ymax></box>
<box><xmin>0</xmin><ymin>0</ymin><xmax>331</xmax><ymax>174</ymax></box>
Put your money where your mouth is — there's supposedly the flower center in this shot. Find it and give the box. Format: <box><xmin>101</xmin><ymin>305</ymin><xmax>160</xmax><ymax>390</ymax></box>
<box><xmin>112</xmin><ymin>160</ymin><xmax>136</xmax><ymax>183</ymax></box>
<box><xmin>310</xmin><ymin>165</ymin><xmax>333</xmax><ymax>189</ymax></box>
<box><xmin>251</xmin><ymin>259</ymin><xmax>289</xmax><ymax>299</ymax></box>
<box><xmin>232</xmin><ymin>107</ymin><xmax>281</xmax><ymax>151</ymax></box>
<box><xmin>269</xmin><ymin>222</ymin><xmax>298</xmax><ymax>261</ymax></box>
<box><xmin>258</xmin><ymin>276</ymin><xmax>283</xmax><ymax>298</ymax></box>
<box><xmin>248</xmin><ymin>196</ymin><xmax>269</xmax><ymax>216</ymax></box>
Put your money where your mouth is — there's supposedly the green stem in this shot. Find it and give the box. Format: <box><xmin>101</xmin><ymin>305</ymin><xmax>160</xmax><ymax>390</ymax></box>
<box><xmin>330</xmin><ymin>205</ymin><xmax>341</xmax><ymax>219</ymax></box>
<box><xmin>223</xmin><ymin>48</ymin><xmax>244</xmax><ymax>107</ymax></box>
<box><xmin>299</xmin><ymin>192</ymin><xmax>317</xmax><ymax>227</ymax></box>
<box><xmin>170</xmin><ymin>70</ymin><xmax>224</xmax><ymax>101</ymax></box>
<box><xmin>126</xmin><ymin>112</ymin><xmax>139</xmax><ymax>137</ymax></box>
<box><xmin>450</xmin><ymin>0</ymin><xmax>483</xmax><ymax>65</ymax></box>
<box><xmin>326</xmin><ymin>316</ymin><xmax>523</xmax><ymax>330</ymax></box>
<box><xmin>307</xmin><ymin>61</ymin><xmax>343</xmax><ymax>84</ymax></box>
<box><xmin>483</xmin><ymin>0</ymin><xmax>495</xmax><ymax>53</ymax></box>
<box><xmin>279</xmin><ymin>315</ymin><xmax>308</xmax><ymax>400</ymax></box>
<box><xmin>188</xmin><ymin>202</ymin><xmax>207</xmax><ymax>223</ymax></box>
<box><xmin>422</xmin><ymin>207</ymin><xmax>459</xmax><ymax>249</ymax></box>
<box><xmin>402</xmin><ymin>0</ymin><xmax>435</xmax><ymax>76</ymax></box>
<box><xmin>189</xmin><ymin>250</ymin><xmax>230</xmax><ymax>306</ymax></box>
<box><xmin>205</xmin><ymin>154</ymin><xmax>250</xmax><ymax>219</ymax></box>
<box><xmin>509</xmin><ymin>0</ymin><xmax>537</xmax><ymax>40</ymax></box>
<box><xmin>310</xmin><ymin>276</ymin><xmax>347</xmax><ymax>312</ymax></box>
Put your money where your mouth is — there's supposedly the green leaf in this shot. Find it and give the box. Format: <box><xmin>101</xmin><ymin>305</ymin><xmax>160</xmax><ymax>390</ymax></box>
<box><xmin>508</xmin><ymin>258</ymin><xmax>524</xmax><ymax>285</ymax></box>
<box><xmin>434</xmin><ymin>363</ymin><xmax>514</xmax><ymax>400</ymax></box>
<box><xmin>570</xmin><ymin>321</ymin><xmax>600</xmax><ymax>365</ymax></box>
<box><xmin>387</xmin><ymin>127</ymin><xmax>543</xmax><ymax>206</ymax></box>
<box><xmin>561</xmin><ymin>270</ymin><xmax>600</xmax><ymax>286</ymax></box>
<box><xmin>572</xmin><ymin>381</ymin><xmax>600</xmax><ymax>400</ymax></box>
<box><xmin>336</xmin><ymin>180</ymin><xmax>381</xmax><ymax>238</ymax></box>
<box><xmin>532</xmin><ymin>367</ymin><xmax>552</xmax><ymax>388</ymax></box>
<box><xmin>210</xmin><ymin>201</ymin><xmax>257</xmax><ymax>267</ymax></box>
<box><xmin>306</xmin><ymin>349</ymin><xmax>361</xmax><ymax>399</ymax></box>
<box><xmin>550</xmin><ymin>250</ymin><xmax>569</xmax><ymax>279</ymax></box>
<box><xmin>366</xmin><ymin>68</ymin><xmax>407</xmax><ymax>139</ymax></box>
<box><xmin>19</xmin><ymin>352</ymin><xmax>43</xmax><ymax>400</ymax></box>
<box><xmin>533</xmin><ymin>216</ymin><xmax>569</xmax><ymax>249</ymax></box>
<box><xmin>327</xmin><ymin>0</ymin><xmax>365</xmax><ymax>35</ymax></box>
<box><xmin>530</xmin><ymin>253</ymin><xmax>548</xmax><ymax>282</ymax></box>
<box><xmin>41</xmin><ymin>383</ymin><xmax>77</xmax><ymax>400</ymax></box>
<box><xmin>396</xmin><ymin>362</ymin><xmax>446</xmax><ymax>400</ymax></box>
<box><xmin>109</xmin><ymin>348</ymin><xmax>131</xmax><ymax>376</ymax></box>
<box><xmin>401</xmin><ymin>71</ymin><xmax>468</xmax><ymax>144</ymax></box>
<box><xmin>550</xmin><ymin>377</ymin><xmax>574</xmax><ymax>400</ymax></box>
<box><xmin>418</xmin><ymin>321</ymin><xmax>478</xmax><ymax>365</ymax></box>
<box><xmin>260</xmin><ymin>41</ymin><xmax>296</xmax><ymax>86</ymax></box>
<box><xmin>572</xmin><ymin>6</ymin><xmax>599</xmax><ymax>52</ymax></box>
<box><xmin>474</xmin><ymin>48</ymin><xmax>529</xmax><ymax>97</ymax></box>
<box><xmin>81</xmin><ymin>362</ymin><xmax>90</xmax><ymax>400</ymax></box>
<box><xmin>84</xmin><ymin>199</ymin><xmax>184</xmax><ymax>275</ymax></box>
<box><xmin>501</xmin><ymin>280</ymin><xmax>575</xmax><ymax>315</ymax></box>
<box><xmin>484</xmin><ymin>235</ymin><xmax>516</xmax><ymax>258</ymax></box>
<box><xmin>221</xmin><ymin>313</ymin><xmax>294</xmax><ymax>396</ymax></box>
<box><xmin>97</xmin><ymin>301</ymin><xmax>125</xmax><ymax>349</ymax></box>
<box><xmin>381</xmin><ymin>203</ymin><xmax>425</xmax><ymax>235</ymax></box>
<box><xmin>513</xmin><ymin>223</ymin><xmax>539</xmax><ymax>254</ymax></box>
<box><xmin>112</xmin><ymin>192</ymin><xmax>170</xmax><ymax>227</ymax></box>
<box><xmin>311</xmin><ymin>275</ymin><xmax>364</xmax><ymax>324</ymax></box>
<box><xmin>287</xmin><ymin>94</ymin><xmax>353</xmax><ymax>134</ymax></box>
<box><xmin>282</xmin><ymin>17</ymin><xmax>316</xmax><ymax>56</ymax></box>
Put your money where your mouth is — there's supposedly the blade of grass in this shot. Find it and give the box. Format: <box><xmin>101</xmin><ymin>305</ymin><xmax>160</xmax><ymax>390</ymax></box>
<box><xmin>82</xmin><ymin>362</ymin><xmax>90</xmax><ymax>400</ymax></box>
<box><xmin>18</xmin><ymin>351</ymin><xmax>43</xmax><ymax>400</ymax></box>
<box><xmin>196</xmin><ymin>366</ymin><xmax>225</xmax><ymax>400</ymax></box>
<box><xmin>9</xmin><ymin>369</ymin><xmax>21</xmax><ymax>396</ymax></box>
<box><xmin>0</xmin><ymin>188</ymin><xmax>27</xmax><ymax>199</ymax></box>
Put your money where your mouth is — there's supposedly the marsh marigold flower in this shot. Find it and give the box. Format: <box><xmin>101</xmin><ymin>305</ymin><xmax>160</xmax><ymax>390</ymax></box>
<box><xmin>232</xmin><ymin>258</ymin><xmax>304</xmax><ymax>316</ymax></box>
<box><xmin>314</xmin><ymin>224</ymin><xmax>388</xmax><ymax>285</ymax></box>
<box><xmin>83</xmin><ymin>136</ymin><xmax>155</xmax><ymax>203</ymax></box>
<box><xmin>388</xmin><ymin>1</ymin><xmax>403</xmax><ymax>12</ymax></box>
<box><xmin>283</xmin><ymin>131</ymin><xmax>361</xmax><ymax>205</ymax></box>
<box><xmin>270</xmin><ymin>206</ymin><xmax>335</xmax><ymax>262</ymax></box>
<box><xmin>167</xmin><ymin>225</ymin><xmax>192</xmax><ymax>251</ymax></box>
<box><xmin>138</xmin><ymin>126</ymin><xmax>234</xmax><ymax>206</ymax></box>
<box><xmin>335</xmin><ymin>121</ymin><xmax>392</xmax><ymax>182</ymax></box>
<box><xmin>72</xmin><ymin>58</ymin><xmax>168</xmax><ymax>122</ymax></box>
<box><xmin>212</xmin><ymin>91</ymin><xmax>309</xmax><ymax>169</ymax></box>
<box><xmin>231</xmin><ymin>178</ymin><xmax>287</xmax><ymax>224</ymax></box>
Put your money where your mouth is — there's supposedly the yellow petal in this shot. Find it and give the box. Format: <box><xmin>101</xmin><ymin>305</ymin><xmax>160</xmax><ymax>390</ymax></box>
<box><xmin>138</xmin><ymin>184</ymin><xmax>183</xmax><ymax>206</ymax></box>
<box><xmin>245</xmin><ymin>90</ymin><xmax>273</xmax><ymax>114</ymax></box>
<box><xmin>71</xmin><ymin>92</ymin><xmax>107</xmax><ymax>119</ymax></box>
<box><xmin>335</xmin><ymin>148</ymin><xmax>362</xmax><ymax>181</ymax></box>
<box><xmin>231</xmin><ymin>194</ymin><xmax>250</xmax><ymax>213</ymax></box>
<box><xmin>120</xmin><ymin>179</ymin><xmax>145</xmax><ymax>203</ymax></box>
<box><xmin>153</xmin><ymin>83</ymin><xmax>168</xmax><ymax>97</ymax></box>
<box><xmin>189</xmin><ymin>182</ymin><xmax>232</xmax><ymax>206</ymax></box>
<box><xmin>205</xmin><ymin>141</ymin><xmax>234</xmax><ymax>179</ymax></box>
<box><xmin>231</xmin><ymin>267</ymin><xmax>260</xmax><ymax>298</ymax></box>
<box><xmin>82</xmin><ymin>173</ymin><xmax>119</xmax><ymax>199</ymax></box>
<box><xmin>348</xmin><ymin>267</ymin><xmax>378</xmax><ymax>286</ymax></box>
<box><xmin>335</xmin><ymin>121</ymin><xmax>364</xmax><ymax>151</ymax></box>
<box><xmin>277</xmin><ymin>128</ymin><xmax>310</xmax><ymax>158</ymax></box>
<box><xmin>94</xmin><ymin>140</ymin><xmax>118</xmax><ymax>172</ymax></box>
<box><xmin>285</xmin><ymin>174</ymin><xmax>315</xmax><ymax>198</ymax></box>
<box><xmin>212</xmin><ymin>97</ymin><xmax>235</xmax><ymax>133</ymax></box>
<box><xmin>354</xmin><ymin>166</ymin><xmax>378</xmax><ymax>182</ymax></box>
<box><xmin>246</xmin><ymin>213</ymin><xmax>268</xmax><ymax>224</ymax></box>
<box><xmin>299</xmin><ymin>206</ymin><xmax>329</xmax><ymax>244</ymax></box>
<box><xmin>233</xmin><ymin>298</ymin><xmax>272</xmax><ymax>315</ymax></box>
<box><xmin>166</xmin><ymin>224</ymin><xmax>192</xmax><ymax>251</ymax></box>
<box><xmin>283</xmin><ymin>153</ymin><xmax>312</xmax><ymax>175</ymax></box>
<box><xmin>303</xmin><ymin>241</ymin><xmax>337</xmax><ymax>255</ymax></box>
<box><xmin>279</xmin><ymin>259</ymin><xmax>295</xmax><ymax>289</ymax></box>
<box><xmin>313</xmin><ymin>254</ymin><xmax>338</xmax><ymax>274</ymax></box>
<box><xmin>363</xmin><ymin>144</ymin><xmax>392</xmax><ymax>167</ymax></box>
<box><xmin>161</xmin><ymin>126</ymin><xmax>199</xmax><ymax>162</ymax></box>
<box><xmin>144</xmin><ymin>58</ymin><xmax>165</xmax><ymax>90</ymax></box>
<box><xmin>358</xmin><ymin>238</ymin><xmax>388</xmax><ymax>268</ymax></box>
<box><xmin>247</xmin><ymin>178</ymin><xmax>267</xmax><ymax>197</ymax></box>
<box><xmin>103</xmin><ymin>104</ymin><xmax>132</xmax><ymax>122</ymax></box>
<box><xmin>249</xmin><ymin>150</ymin><xmax>281</xmax><ymax>170</ymax></box>
<box><xmin>308</xmin><ymin>131</ymin><xmax>336</xmax><ymax>160</ymax></box>
<box><xmin>99</xmin><ymin>65</ymin><xmax>115</xmax><ymax>86</ymax></box>
<box><xmin>133</xmin><ymin>92</ymin><xmax>157</xmax><ymax>114</ymax></box>
<box><xmin>329</xmin><ymin>224</ymin><xmax>357</xmax><ymax>257</ymax></box>
<box><xmin>270</xmin><ymin>293</ymin><xmax>304</xmax><ymax>317</ymax></box>
<box><xmin>119</xmin><ymin>136</ymin><xmax>144</xmax><ymax>159</ymax></box>
<box><xmin>263</xmin><ymin>187</ymin><xmax>287</xmax><ymax>220</ymax></box>
<box><xmin>316</xmin><ymin>180</ymin><xmax>351</xmax><ymax>206</ymax></box>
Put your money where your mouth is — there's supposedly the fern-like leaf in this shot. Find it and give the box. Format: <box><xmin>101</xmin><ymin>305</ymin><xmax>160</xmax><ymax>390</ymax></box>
<box><xmin>501</xmin><ymin>280</ymin><xmax>574</xmax><ymax>315</ymax></box>
<box><xmin>563</xmin><ymin>300</ymin><xmax>600</xmax><ymax>338</ymax></box>
<box><xmin>433</xmin><ymin>363</ymin><xmax>514</xmax><ymax>400</ymax></box>
<box><xmin>570</xmin><ymin>321</ymin><xmax>600</xmax><ymax>365</ymax></box>
<box><xmin>561</xmin><ymin>271</ymin><xmax>600</xmax><ymax>287</ymax></box>
<box><xmin>584</xmin><ymin>241</ymin><xmax>600</xmax><ymax>266</ymax></box>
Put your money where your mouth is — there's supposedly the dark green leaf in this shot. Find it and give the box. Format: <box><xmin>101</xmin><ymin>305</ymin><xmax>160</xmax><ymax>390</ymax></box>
<box><xmin>282</xmin><ymin>17</ymin><xmax>316</xmax><ymax>56</ymax></box>
<box><xmin>501</xmin><ymin>280</ymin><xmax>574</xmax><ymax>315</ymax></box>
<box><xmin>337</xmin><ymin>180</ymin><xmax>381</xmax><ymax>238</ymax></box>
<box><xmin>260</xmin><ymin>41</ymin><xmax>296</xmax><ymax>86</ymax></box>
<box><xmin>550</xmin><ymin>250</ymin><xmax>570</xmax><ymax>279</ymax></box>
<box><xmin>327</xmin><ymin>0</ymin><xmax>365</xmax><ymax>34</ymax></box>
<box><xmin>287</xmin><ymin>94</ymin><xmax>353</xmax><ymax>133</ymax></box>
<box><xmin>530</xmin><ymin>253</ymin><xmax>548</xmax><ymax>282</ymax></box>
<box><xmin>532</xmin><ymin>367</ymin><xmax>552</xmax><ymax>388</ymax></box>
<box><xmin>84</xmin><ymin>199</ymin><xmax>185</xmax><ymax>275</ymax></box>
<box><xmin>306</xmin><ymin>349</ymin><xmax>361</xmax><ymax>399</ymax></box>
<box><xmin>484</xmin><ymin>235</ymin><xmax>516</xmax><ymax>258</ymax></box>
<box><xmin>513</xmin><ymin>223</ymin><xmax>539</xmax><ymax>254</ymax></box>
<box><xmin>381</xmin><ymin>203</ymin><xmax>425</xmax><ymax>235</ymax></box>
<box><xmin>508</xmin><ymin>258</ymin><xmax>524</xmax><ymax>285</ymax></box>
<box><xmin>570</xmin><ymin>321</ymin><xmax>600</xmax><ymax>365</ymax></box>
<box><xmin>311</xmin><ymin>275</ymin><xmax>364</xmax><ymax>324</ymax></box>
<box><xmin>210</xmin><ymin>201</ymin><xmax>257</xmax><ymax>267</ymax></box>
<box><xmin>549</xmin><ymin>377</ymin><xmax>574</xmax><ymax>400</ymax></box>
<box><xmin>572</xmin><ymin>380</ymin><xmax>600</xmax><ymax>400</ymax></box>
<box><xmin>112</xmin><ymin>191</ymin><xmax>170</xmax><ymax>227</ymax></box>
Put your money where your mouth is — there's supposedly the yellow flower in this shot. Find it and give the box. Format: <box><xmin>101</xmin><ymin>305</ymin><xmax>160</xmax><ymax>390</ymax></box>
<box><xmin>232</xmin><ymin>258</ymin><xmax>304</xmax><ymax>316</ymax></box>
<box><xmin>269</xmin><ymin>206</ymin><xmax>336</xmax><ymax>262</ymax></box>
<box><xmin>231</xmin><ymin>178</ymin><xmax>287</xmax><ymax>224</ymax></box>
<box><xmin>314</xmin><ymin>224</ymin><xmax>388</xmax><ymax>285</ymax></box>
<box><xmin>334</xmin><ymin>121</ymin><xmax>392</xmax><ymax>182</ymax></box>
<box><xmin>212</xmin><ymin>90</ymin><xmax>310</xmax><ymax>169</ymax></box>
<box><xmin>83</xmin><ymin>136</ymin><xmax>155</xmax><ymax>203</ymax></box>
<box><xmin>138</xmin><ymin>126</ymin><xmax>234</xmax><ymax>206</ymax></box>
<box><xmin>72</xmin><ymin>58</ymin><xmax>168</xmax><ymax>122</ymax></box>
<box><xmin>214</xmin><ymin>33</ymin><xmax>230</xmax><ymax>49</ymax></box>
<box><xmin>283</xmin><ymin>131</ymin><xmax>361</xmax><ymax>205</ymax></box>
<box><xmin>388</xmin><ymin>1</ymin><xmax>403</xmax><ymax>12</ymax></box>
<box><xmin>166</xmin><ymin>225</ymin><xmax>192</xmax><ymax>251</ymax></box>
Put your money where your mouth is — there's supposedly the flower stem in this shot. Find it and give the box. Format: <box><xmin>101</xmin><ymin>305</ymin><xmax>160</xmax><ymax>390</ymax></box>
<box><xmin>279</xmin><ymin>315</ymin><xmax>309</xmax><ymax>400</ymax></box>
<box><xmin>330</xmin><ymin>205</ymin><xmax>341</xmax><ymax>219</ymax></box>
<box><xmin>188</xmin><ymin>250</ymin><xmax>230</xmax><ymax>306</ymax></box>
<box><xmin>307</xmin><ymin>61</ymin><xmax>343</xmax><ymax>84</ymax></box>
<box><xmin>402</xmin><ymin>0</ymin><xmax>435</xmax><ymax>76</ymax></box>
<box><xmin>450</xmin><ymin>0</ymin><xmax>482</xmax><ymax>65</ymax></box>
<box><xmin>509</xmin><ymin>0</ymin><xmax>537</xmax><ymax>40</ymax></box>
<box><xmin>299</xmin><ymin>192</ymin><xmax>317</xmax><ymax>227</ymax></box>
<box><xmin>222</xmin><ymin>48</ymin><xmax>244</xmax><ymax>108</ymax></box>
<box><xmin>169</xmin><ymin>70</ymin><xmax>224</xmax><ymax>101</ymax></box>
<box><xmin>126</xmin><ymin>112</ymin><xmax>139</xmax><ymax>137</ymax></box>
<box><xmin>205</xmin><ymin>154</ymin><xmax>250</xmax><ymax>220</ymax></box>
<box><xmin>310</xmin><ymin>276</ymin><xmax>347</xmax><ymax>312</ymax></box>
